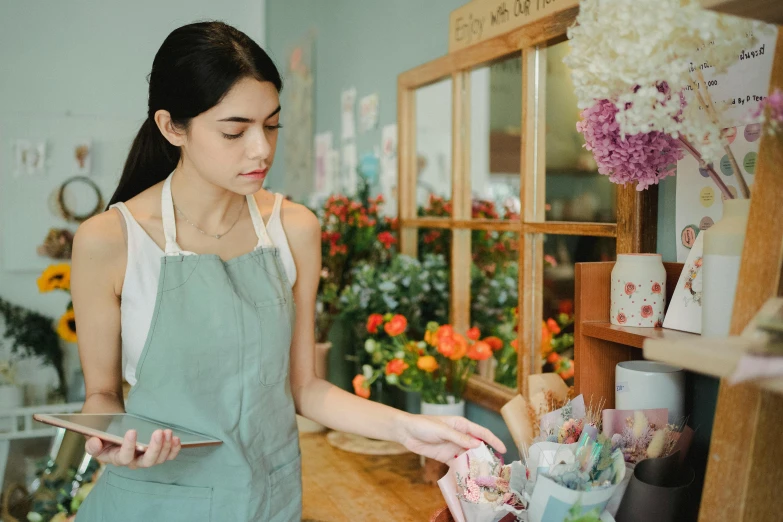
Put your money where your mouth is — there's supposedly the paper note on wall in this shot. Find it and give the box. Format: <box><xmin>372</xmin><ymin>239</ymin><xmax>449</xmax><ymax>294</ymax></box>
<box><xmin>675</xmin><ymin>28</ymin><xmax>776</xmax><ymax>262</ymax></box>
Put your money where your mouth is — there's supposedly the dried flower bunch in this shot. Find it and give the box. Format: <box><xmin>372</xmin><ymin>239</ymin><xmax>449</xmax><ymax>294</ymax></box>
<box><xmin>609</xmin><ymin>411</ymin><xmax>682</xmax><ymax>463</ymax></box>
<box><xmin>456</xmin><ymin>451</ymin><xmax>521</xmax><ymax>507</ymax></box>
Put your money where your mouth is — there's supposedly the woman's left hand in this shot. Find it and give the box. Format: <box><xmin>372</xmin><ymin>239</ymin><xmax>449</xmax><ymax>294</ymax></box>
<box><xmin>395</xmin><ymin>413</ymin><xmax>507</xmax><ymax>464</ymax></box>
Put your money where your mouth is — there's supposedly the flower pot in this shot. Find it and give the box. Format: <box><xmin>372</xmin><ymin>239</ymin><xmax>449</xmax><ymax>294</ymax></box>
<box><xmin>421</xmin><ymin>398</ymin><xmax>466</xmax><ymax>418</ymax></box>
<box><xmin>615</xmin><ymin>361</ymin><xmax>685</xmax><ymax>424</ymax></box>
<box><xmin>0</xmin><ymin>384</ymin><xmax>23</xmax><ymax>431</ymax></box>
<box><xmin>701</xmin><ymin>198</ymin><xmax>751</xmax><ymax>337</ymax></box>
<box><xmin>611</xmin><ymin>254</ymin><xmax>666</xmax><ymax>328</ymax></box>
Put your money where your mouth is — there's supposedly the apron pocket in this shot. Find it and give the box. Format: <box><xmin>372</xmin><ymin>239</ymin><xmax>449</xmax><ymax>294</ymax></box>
<box><xmin>255</xmin><ymin>298</ymin><xmax>293</xmax><ymax>386</ymax></box>
<box><xmin>267</xmin><ymin>454</ymin><xmax>302</xmax><ymax>521</ymax></box>
<box><xmin>104</xmin><ymin>470</ymin><xmax>212</xmax><ymax>522</ymax></box>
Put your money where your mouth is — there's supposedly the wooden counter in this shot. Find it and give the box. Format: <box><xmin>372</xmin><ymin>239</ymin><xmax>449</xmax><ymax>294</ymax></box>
<box><xmin>300</xmin><ymin>432</ymin><xmax>445</xmax><ymax>521</ymax></box>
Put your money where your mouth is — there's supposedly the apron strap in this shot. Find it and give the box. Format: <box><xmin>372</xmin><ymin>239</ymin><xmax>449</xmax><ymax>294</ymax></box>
<box><xmin>161</xmin><ymin>173</ymin><xmax>182</xmax><ymax>255</ymax></box>
<box><xmin>246</xmin><ymin>193</ymin><xmax>275</xmax><ymax>248</ymax></box>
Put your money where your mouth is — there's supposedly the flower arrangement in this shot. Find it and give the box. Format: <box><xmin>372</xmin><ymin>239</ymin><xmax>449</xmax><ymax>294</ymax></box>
<box><xmin>566</xmin><ymin>0</ymin><xmax>772</xmax><ymax>198</ymax></box>
<box><xmin>352</xmin><ymin>317</ymin><xmax>498</xmax><ymax>404</ymax></box>
<box><xmin>455</xmin><ymin>446</ymin><xmax>526</xmax><ymax>516</ymax></box>
<box><xmin>314</xmin><ymin>180</ymin><xmax>398</xmax><ymax>343</ymax></box>
<box><xmin>608</xmin><ymin>411</ymin><xmax>681</xmax><ymax>464</ymax></box>
<box><xmin>339</xmin><ymin>253</ymin><xmax>449</xmax><ymax>340</ymax></box>
<box><xmin>38</xmin><ymin>264</ymin><xmax>77</xmax><ymax>343</ymax></box>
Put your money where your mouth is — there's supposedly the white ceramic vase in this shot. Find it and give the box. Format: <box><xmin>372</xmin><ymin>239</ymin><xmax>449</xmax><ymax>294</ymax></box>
<box><xmin>701</xmin><ymin>199</ymin><xmax>751</xmax><ymax>338</ymax></box>
<box><xmin>0</xmin><ymin>384</ymin><xmax>23</xmax><ymax>431</ymax></box>
<box><xmin>421</xmin><ymin>398</ymin><xmax>466</xmax><ymax>418</ymax></box>
<box><xmin>610</xmin><ymin>254</ymin><xmax>667</xmax><ymax>328</ymax></box>
<box><xmin>615</xmin><ymin>361</ymin><xmax>685</xmax><ymax>424</ymax></box>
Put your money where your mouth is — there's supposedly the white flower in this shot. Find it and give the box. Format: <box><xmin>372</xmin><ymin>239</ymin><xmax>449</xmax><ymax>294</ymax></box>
<box><xmin>565</xmin><ymin>0</ymin><xmax>773</xmax><ymax>163</ymax></box>
<box><xmin>362</xmin><ymin>364</ymin><xmax>374</xmax><ymax>379</ymax></box>
<box><xmin>364</xmin><ymin>339</ymin><xmax>377</xmax><ymax>354</ymax></box>
<box><xmin>394</xmin><ymin>351</ymin><xmax>406</xmax><ymax>359</ymax></box>
<box><xmin>385</xmin><ymin>374</ymin><xmax>399</xmax><ymax>385</ymax></box>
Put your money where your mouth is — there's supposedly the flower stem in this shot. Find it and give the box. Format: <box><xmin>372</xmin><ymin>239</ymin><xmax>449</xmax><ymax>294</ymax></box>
<box><xmin>678</xmin><ymin>136</ymin><xmax>734</xmax><ymax>200</ymax></box>
<box><xmin>691</xmin><ymin>70</ymin><xmax>750</xmax><ymax>198</ymax></box>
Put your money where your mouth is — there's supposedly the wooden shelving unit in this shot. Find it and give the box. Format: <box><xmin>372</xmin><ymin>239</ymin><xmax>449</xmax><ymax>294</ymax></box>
<box><xmin>574</xmin><ymin>261</ymin><xmax>693</xmax><ymax>408</ymax></box>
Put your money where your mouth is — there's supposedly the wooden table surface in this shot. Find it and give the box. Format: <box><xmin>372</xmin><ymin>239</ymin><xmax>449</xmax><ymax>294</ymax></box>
<box><xmin>300</xmin><ymin>432</ymin><xmax>446</xmax><ymax>522</ymax></box>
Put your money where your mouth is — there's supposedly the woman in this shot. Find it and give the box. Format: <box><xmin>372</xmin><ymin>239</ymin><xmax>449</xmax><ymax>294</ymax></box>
<box><xmin>72</xmin><ymin>21</ymin><xmax>506</xmax><ymax>521</ymax></box>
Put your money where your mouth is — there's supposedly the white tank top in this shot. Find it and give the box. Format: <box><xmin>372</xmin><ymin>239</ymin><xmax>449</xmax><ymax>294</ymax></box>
<box><xmin>111</xmin><ymin>192</ymin><xmax>297</xmax><ymax>386</ymax></box>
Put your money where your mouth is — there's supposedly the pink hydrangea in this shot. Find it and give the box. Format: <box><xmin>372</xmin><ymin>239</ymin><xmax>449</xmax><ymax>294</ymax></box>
<box><xmin>577</xmin><ymin>99</ymin><xmax>684</xmax><ymax>190</ymax></box>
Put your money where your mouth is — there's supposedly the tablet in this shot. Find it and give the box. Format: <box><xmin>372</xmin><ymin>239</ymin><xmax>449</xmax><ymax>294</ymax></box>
<box><xmin>33</xmin><ymin>413</ymin><xmax>223</xmax><ymax>451</ymax></box>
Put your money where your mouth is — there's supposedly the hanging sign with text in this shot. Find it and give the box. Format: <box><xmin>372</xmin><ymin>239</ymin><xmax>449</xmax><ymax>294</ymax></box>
<box><xmin>449</xmin><ymin>0</ymin><xmax>579</xmax><ymax>53</ymax></box>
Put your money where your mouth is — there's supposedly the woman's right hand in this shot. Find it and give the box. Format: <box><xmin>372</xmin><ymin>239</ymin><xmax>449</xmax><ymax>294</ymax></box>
<box><xmin>85</xmin><ymin>429</ymin><xmax>181</xmax><ymax>469</ymax></box>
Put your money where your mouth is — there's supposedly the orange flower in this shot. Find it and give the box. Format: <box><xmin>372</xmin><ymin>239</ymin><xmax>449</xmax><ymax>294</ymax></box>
<box><xmin>385</xmin><ymin>358</ymin><xmax>409</xmax><ymax>376</ymax></box>
<box><xmin>424</xmin><ymin>330</ymin><xmax>435</xmax><ymax>346</ymax></box>
<box><xmin>546</xmin><ymin>318</ymin><xmax>561</xmax><ymax>335</ymax></box>
<box><xmin>484</xmin><ymin>336</ymin><xmax>504</xmax><ymax>351</ymax></box>
<box><xmin>366</xmin><ymin>314</ymin><xmax>384</xmax><ymax>334</ymax></box>
<box><xmin>437</xmin><ymin>336</ymin><xmax>456</xmax><ymax>358</ymax></box>
<box><xmin>417</xmin><ymin>355</ymin><xmax>439</xmax><ymax>373</ymax></box>
<box><xmin>352</xmin><ymin>375</ymin><xmax>371</xmax><ymax>399</ymax></box>
<box><xmin>510</xmin><ymin>338</ymin><xmax>519</xmax><ymax>350</ymax></box>
<box><xmin>467</xmin><ymin>327</ymin><xmax>481</xmax><ymax>341</ymax></box>
<box><xmin>384</xmin><ymin>315</ymin><xmax>408</xmax><ymax>336</ymax></box>
<box><xmin>434</xmin><ymin>325</ymin><xmax>454</xmax><ymax>344</ymax></box>
<box><xmin>546</xmin><ymin>352</ymin><xmax>560</xmax><ymax>365</ymax></box>
<box><xmin>467</xmin><ymin>341</ymin><xmax>493</xmax><ymax>361</ymax></box>
<box><xmin>449</xmin><ymin>334</ymin><xmax>469</xmax><ymax>360</ymax></box>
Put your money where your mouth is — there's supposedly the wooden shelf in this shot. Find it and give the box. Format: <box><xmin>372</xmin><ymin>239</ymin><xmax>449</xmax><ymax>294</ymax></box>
<box><xmin>644</xmin><ymin>333</ymin><xmax>783</xmax><ymax>395</ymax></box>
<box><xmin>574</xmin><ymin>261</ymin><xmax>686</xmax><ymax>408</ymax></box>
<box><xmin>582</xmin><ymin>322</ymin><xmax>699</xmax><ymax>350</ymax></box>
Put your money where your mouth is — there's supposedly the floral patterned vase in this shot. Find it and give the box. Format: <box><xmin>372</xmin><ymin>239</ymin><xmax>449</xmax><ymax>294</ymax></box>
<box><xmin>610</xmin><ymin>254</ymin><xmax>666</xmax><ymax>328</ymax></box>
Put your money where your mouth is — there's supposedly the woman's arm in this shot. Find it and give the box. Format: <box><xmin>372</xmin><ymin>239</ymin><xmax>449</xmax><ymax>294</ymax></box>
<box><xmin>284</xmin><ymin>204</ymin><xmax>506</xmax><ymax>463</ymax></box>
<box><xmin>72</xmin><ymin>210</ymin><xmax>178</xmax><ymax>467</ymax></box>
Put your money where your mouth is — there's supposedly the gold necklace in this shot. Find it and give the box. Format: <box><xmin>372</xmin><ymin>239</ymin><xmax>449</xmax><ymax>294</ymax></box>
<box><xmin>173</xmin><ymin>198</ymin><xmax>245</xmax><ymax>240</ymax></box>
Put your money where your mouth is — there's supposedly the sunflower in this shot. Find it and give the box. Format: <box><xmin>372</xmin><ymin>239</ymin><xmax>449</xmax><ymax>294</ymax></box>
<box><xmin>38</xmin><ymin>264</ymin><xmax>71</xmax><ymax>293</ymax></box>
<box><xmin>57</xmin><ymin>308</ymin><xmax>77</xmax><ymax>343</ymax></box>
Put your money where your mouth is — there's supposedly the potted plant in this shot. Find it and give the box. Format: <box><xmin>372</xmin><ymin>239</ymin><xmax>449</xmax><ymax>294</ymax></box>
<box><xmin>0</xmin><ymin>297</ymin><xmax>67</xmax><ymax>401</ymax></box>
<box><xmin>339</xmin><ymin>253</ymin><xmax>449</xmax><ymax>406</ymax></box>
<box><xmin>351</xmin><ymin>315</ymin><xmax>495</xmax><ymax>417</ymax></box>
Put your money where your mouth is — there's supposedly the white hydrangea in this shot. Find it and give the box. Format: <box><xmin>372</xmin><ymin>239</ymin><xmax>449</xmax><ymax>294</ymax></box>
<box><xmin>565</xmin><ymin>0</ymin><xmax>773</xmax><ymax>163</ymax></box>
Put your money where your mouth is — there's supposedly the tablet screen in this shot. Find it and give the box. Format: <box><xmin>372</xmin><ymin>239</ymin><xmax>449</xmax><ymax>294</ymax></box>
<box><xmin>37</xmin><ymin>413</ymin><xmax>222</xmax><ymax>447</ymax></box>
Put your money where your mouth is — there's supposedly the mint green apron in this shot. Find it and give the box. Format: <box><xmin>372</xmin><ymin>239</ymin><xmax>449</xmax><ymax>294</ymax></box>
<box><xmin>77</xmin><ymin>174</ymin><xmax>301</xmax><ymax>522</ymax></box>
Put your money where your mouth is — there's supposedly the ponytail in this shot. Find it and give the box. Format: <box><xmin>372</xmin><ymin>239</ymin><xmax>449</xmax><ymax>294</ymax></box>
<box><xmin>107</xmin><ymin>117</ymin><xmax>179</xmax><ymax>207</ymax></box>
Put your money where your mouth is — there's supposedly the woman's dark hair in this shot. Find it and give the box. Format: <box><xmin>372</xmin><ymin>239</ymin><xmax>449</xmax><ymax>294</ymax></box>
<box><xmin>108</xmin><ymin>21</ymin><xmax>282</xmax><ymax>206</ymax></box>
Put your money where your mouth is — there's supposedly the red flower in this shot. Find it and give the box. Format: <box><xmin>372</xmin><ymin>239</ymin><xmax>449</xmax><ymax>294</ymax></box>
<box><xmin>641</xmin><ymin>305</ymin><xmax>654</xmax><ymax>318</ymax></box>
<box><xmin>385</xmin><ymin>358</ymin><xmax>409</xmax><ymax>376</ymax></box>
<box><xmin>625</xmin><ymin>282</ymin><xmax>636</xmax><ymax>295</ymax></box>
<box><xmin>484</xmin><ymin>336</ymin><xmax>504</xmax><ymax>351</ymax></box>
<box><xmin>378</xmin><ymin>231</ymin><xmax>396</xmax><ymax>249</ymax></box>
<box><xmin>467</xmin><ymin>341</ymin><xmax>493</xmax><ymax>361</ymax></box>
<box><xmin>467</xmin><ymin>327</ymin><xmax>481</xmax><ymax>341</ymax></box>
<box><xmin>616</xmin><ymin>312</ymin><xmax>627</xmax><ymax>324</ymax></box>
<box><xmin>384</xmin><ymin>315</ymin><xmax>408</xmax><ymax>336</ymax></box>
<box><xmin>366</xmin><ymin>314</ymin><xmax>384</xmax><ymax>334</ymax></box>
<box><xmin>651</xmin><ymin>282</ymin><xmax>662</xmax><ymax>294</ymax></box>
<box><xmin>546</xmin><ymin>318</ymin><xmax>561</xmax><ymax>335</ymax></box>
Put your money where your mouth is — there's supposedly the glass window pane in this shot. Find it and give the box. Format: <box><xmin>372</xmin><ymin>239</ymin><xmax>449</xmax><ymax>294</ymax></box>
<box><xmin>470</xmin><ymin>231</ymin><xmax>519</xmax><ymax>389</ymax></box>
<box><xmin>545</xmin><ymin>41</ymin><xmax>616</xmax><ymax>223</ymax></box>
<box><xmin>416</xmin><ymin>78</ymin><xmax>452</xmax><ymax>207</ymax></box>
<box><xmin>469</xmin><ymin>54</ymin><xmax>522</xmax><ymax>219</ymax></box>
<box><xmin>541</xmin><ymin>235</ymin><xmax>616</xmax><ymax>383</ymax></box>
